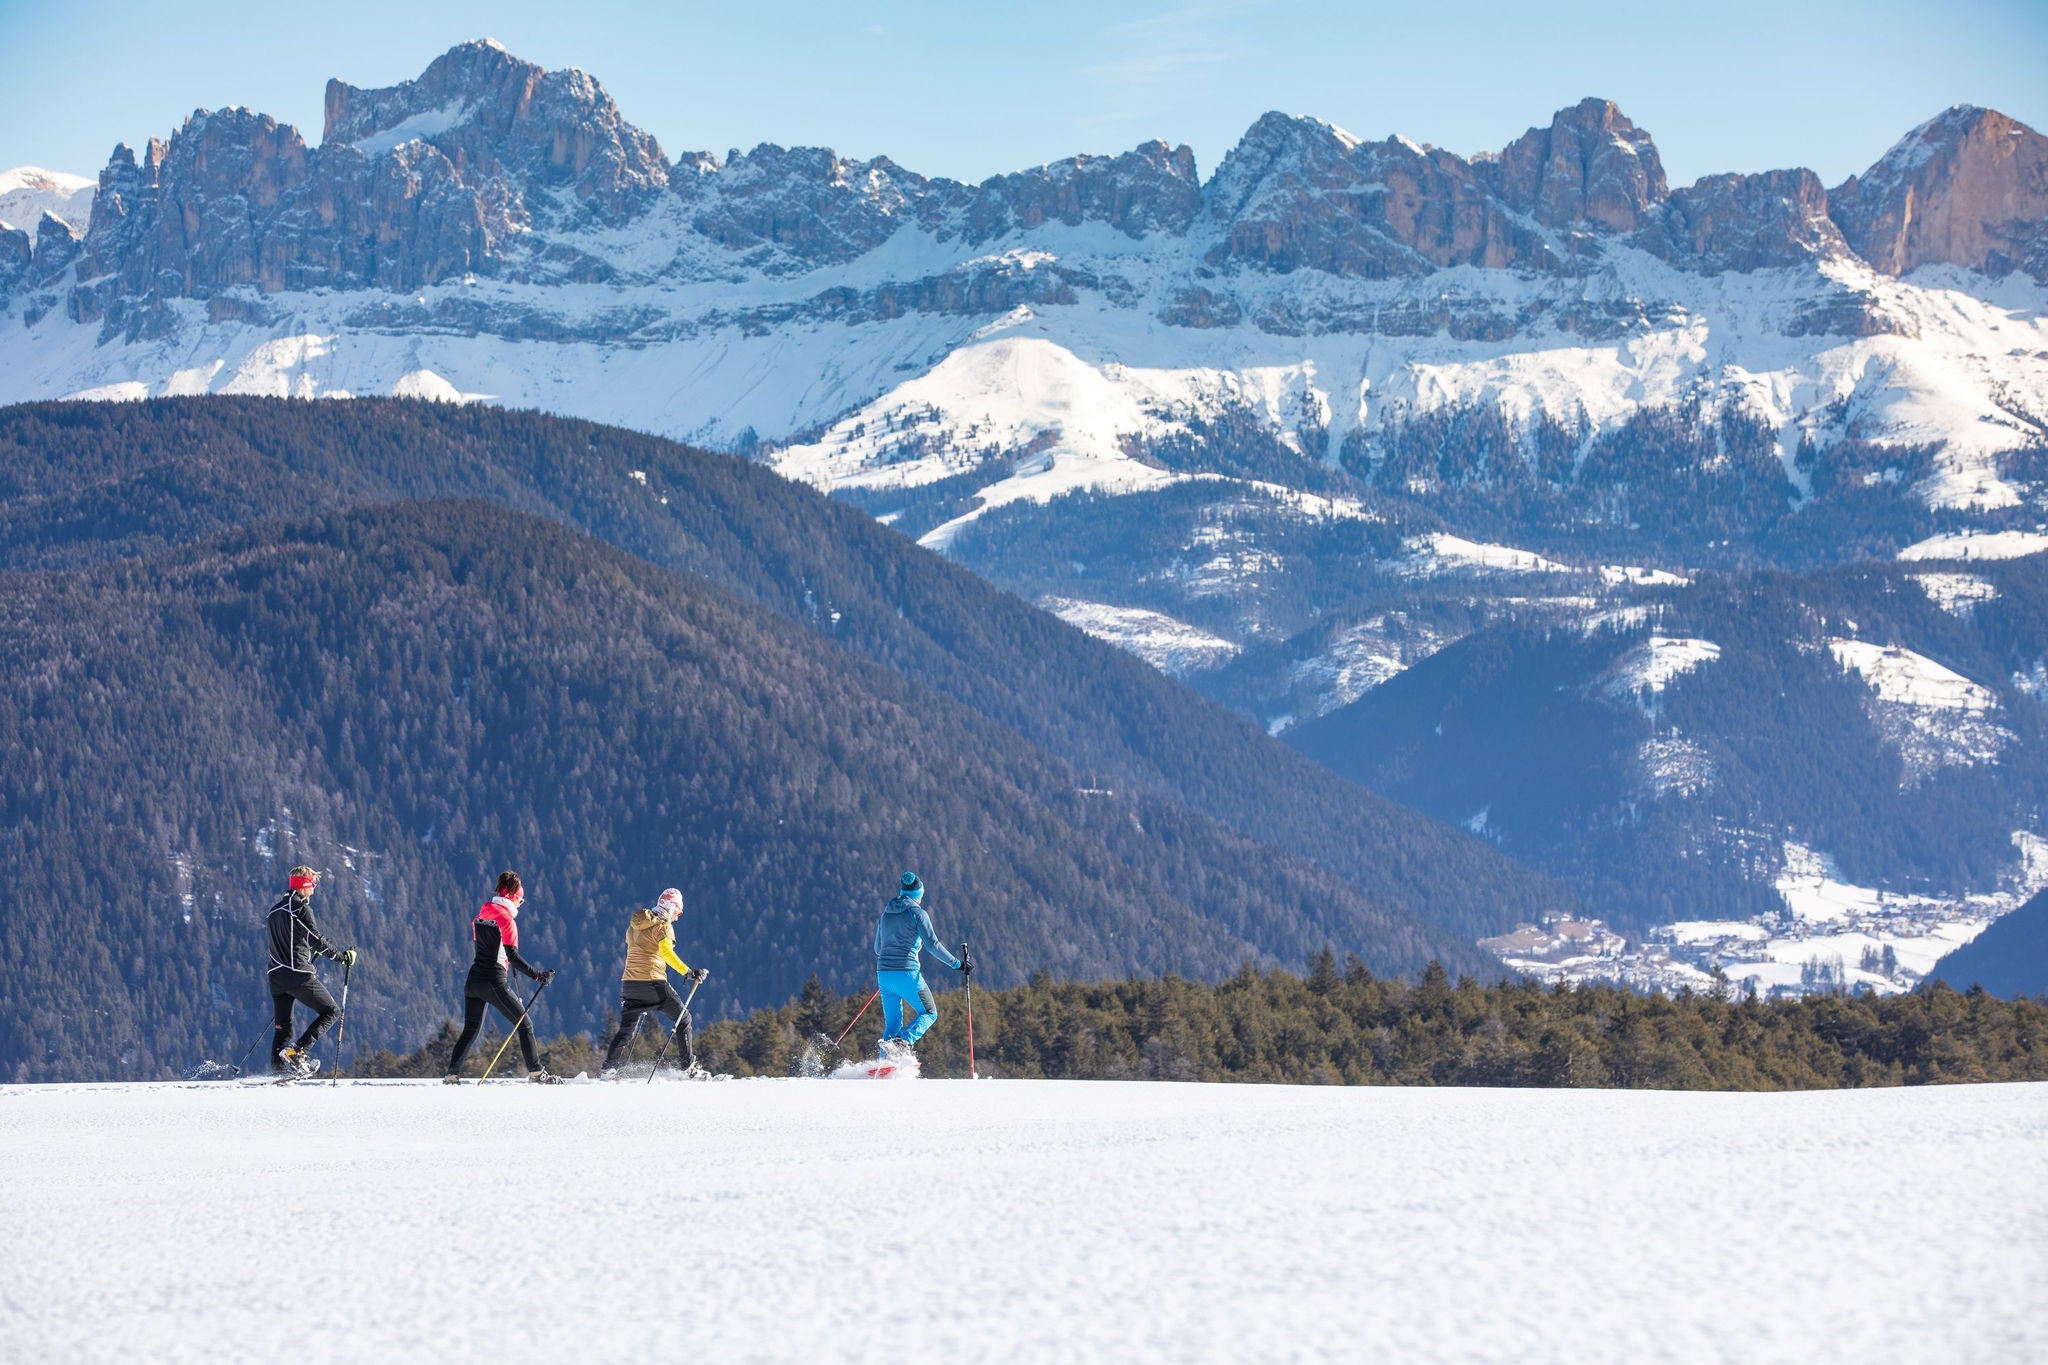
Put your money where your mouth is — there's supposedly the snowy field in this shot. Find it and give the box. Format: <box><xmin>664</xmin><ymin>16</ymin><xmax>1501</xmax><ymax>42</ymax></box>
<box><xmin>3</xmin><ymin>1080</ymin><xmax>2043</xmax><ymax>1363</ymax></box>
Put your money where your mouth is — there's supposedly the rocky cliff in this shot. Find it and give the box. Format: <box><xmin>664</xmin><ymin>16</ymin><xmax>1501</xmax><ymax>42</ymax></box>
<box><xmin>32</xmin><ymin>39</ymin><xmax>2048</xmax><ymax>339</ymax></box>
<box><xmin>1830</xmin><ymin>105</ymin><xmax>2048</xmax><ymax>282</ymax></box>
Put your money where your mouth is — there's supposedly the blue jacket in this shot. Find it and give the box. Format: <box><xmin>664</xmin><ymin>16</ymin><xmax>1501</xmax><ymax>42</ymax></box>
<box><xmin>873</xmin><ymin>892</ymin><xmax>960</xmax><ymax>973</ymax></box>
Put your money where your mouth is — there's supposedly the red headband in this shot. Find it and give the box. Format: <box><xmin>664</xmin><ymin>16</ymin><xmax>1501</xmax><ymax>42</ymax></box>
<box><xmin>289</xmin><ymin>872</ymin><xmax>318</xmax><ymax>891</ymax></box>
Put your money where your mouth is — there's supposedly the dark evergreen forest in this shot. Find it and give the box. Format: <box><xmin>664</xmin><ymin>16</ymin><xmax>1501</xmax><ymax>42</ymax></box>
<box><xmin>353</xmin><ymin>959</ymin><xmax>2048</xmax><ymax>1090</ymax></box>
<box><xmin>0</xmin><ymin>398</ymin><xmax>1560</xmax><ymax>943</ymax></box>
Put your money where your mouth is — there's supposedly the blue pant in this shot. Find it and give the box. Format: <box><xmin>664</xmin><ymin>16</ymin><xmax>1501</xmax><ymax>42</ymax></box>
<box><xmin>878</xmin><ymin>969</ymin><xmax>937</xmax><ymax>1044</ymax></box>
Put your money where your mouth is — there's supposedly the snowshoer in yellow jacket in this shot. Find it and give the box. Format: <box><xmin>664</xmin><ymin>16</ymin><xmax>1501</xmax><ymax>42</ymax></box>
<box><xmin>600</xmin><ymin>887</ymin><xmax>708</xmax><ymax>1078</ymax></box>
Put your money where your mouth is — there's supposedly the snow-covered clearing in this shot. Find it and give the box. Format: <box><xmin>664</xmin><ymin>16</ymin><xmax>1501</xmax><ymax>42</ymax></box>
<box><xmin>1041</xmin><ymin>597</ymin><xmax>1240</xmax><ymax>676</ymax></box>
<box><xmin>1897</xmin><ymin>529</ymin><xmax>2048</xmax><ymax>562</ymax></box>
<box><xmin>1911</xmin><ymin>570</ymin><xmax>2000</xmax><ymax>613</ymax></box>
<box><xmin>1828</xmin><ymin>639</ymin><xmax>1997</xmax><ymax>711</ymax></box>
<box><xmin>1604</xmin><ymin>635</ymin><xmax>1721</xmax><ymax>699</ymax></box>
<box><xmin>1394</xmin><ymin>532</ymin><xmax>1573</xmax><ymax>577</ymax></box>
<box><xmin>2</xmin><ymin>1079</ymin><xmax>2043</xmax><ymax>1363</ymax></box>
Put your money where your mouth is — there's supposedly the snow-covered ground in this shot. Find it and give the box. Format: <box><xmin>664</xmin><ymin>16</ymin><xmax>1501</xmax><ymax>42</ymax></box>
<box><xmin>0</xmin><ymin>166</ymin><xmax>95</xmax><ymax>233</ymax></box>
<box><xmin>1041</xmin><ymin>597</ymin><xmax>1240</xmax><ymax>676</ymax></box>
<box><xmin>1603</xmin><ymin>635</ymin><xmax>1722</xmax><ymax>700</ymax></box>
<box><xmin>1828</xmin><ymin>638</ymin><xmax>2011</xmax><ymax>778</ymax></box>
<box><xmin>1896</xmin><ymin>529</ymin><xmax>2048</xmax><ymax>562</ymax></box>
<box><xmin>2</xmin><ymin>1078</ymin><xmax>2043</xmax><ymax>1363</ymax></box>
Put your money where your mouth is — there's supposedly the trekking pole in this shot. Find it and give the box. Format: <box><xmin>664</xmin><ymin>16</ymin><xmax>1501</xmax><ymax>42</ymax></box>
<box><xmin>330</xmin><ymin>959</ymin><xmax>353</xmax><ymax>1088</ymax></box>
<box><xmin>228</xmin><ymin>1014</ymin><xmax>272</xmax><ymax>1078</ymax></box>
<box><xmin>833</xmin><ymin>989</ymin><xmax>881</xmax><ymax>1051</ymax></box>
<box><xmin>480</xmin><ymin>980</ymin><xmax>549</xmax><ymax>1081</ymax></box>
<box><xmin>646</xmin><ymin>973</ymin><xmax>707</xmax><ymax>1084</ymax></box>
<box><xmin>963</xmin><ymin>938</ymin><xmax>978</xmax><ymax>1081</ymax></box>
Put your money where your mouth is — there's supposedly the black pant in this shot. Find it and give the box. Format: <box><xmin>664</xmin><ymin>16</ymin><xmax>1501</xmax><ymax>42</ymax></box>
<box><xmin>270</xmin><ymin>973</ymin><xmax>339</xmax><ymax>1065</ymax></box>
<box><xmin>602</xmin><ymin>979</ymin><xmax>693</xmax><ymax>1071</ymax></box>
<box><xmin>447</xmin><ymin>970</ymin><xmax>540</xmax><ymax>1075</ymax></box>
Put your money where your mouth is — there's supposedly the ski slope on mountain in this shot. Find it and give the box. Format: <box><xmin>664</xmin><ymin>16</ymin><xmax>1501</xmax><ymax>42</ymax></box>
<box><xmin>2</xmin><ymin>1079</ymin><xmax>2041</xmax><ymax>1363</ymax></box>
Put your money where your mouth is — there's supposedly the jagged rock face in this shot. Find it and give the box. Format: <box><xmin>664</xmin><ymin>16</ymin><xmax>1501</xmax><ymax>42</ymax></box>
<box><xmin>1487</xmin><ymin>98</ymin><xmax>1668</xmax><ymax>233</ymax></box>
<box><xmin>68</xmin><ymin>107</ymin><xmax>313</xmax><ymax>327</ymax></box>
<box><xmin>29</xmin><ymin>213</ymin><xmax>81</xmax><ymax>281</ymax></box>
<box><xmin>324</xmin><ymin>39</ymin><xmax>668</xmax><ymax>225</ymax></box>
<box><xmin>25</xmin><ymin>40</ymin><xmax>2048</xmax><ymax>345</ymax></box>
<box><xmin>67</xmin><ymin>39</ymin><xmax>671</xmax><ymax>330</ymax></box>
<box><xmin>1830</xmin><ymin>107</ymin><xmax>2048</xmax><ymax>281</ymax></box>
<box><xmin>1201</xmin><ymin>113</ymin><xmax>1552</xmax><ymax>277</ymax></box>
<box><xmin>968</xmin><ymin>141</ymin><xmax>1202</xmax><ymax>241</ymax></box>
<box><xmin>1641</xmin><ymin>168</ymin><xmax>1846</xmax><ymax>273</ymax></box>
<box><xmin>0</xmin><ymin>226</ymin><xmax>28</xmax><ymax>293</ymax></box>
<box><xmin>678</xmin><ymin>145</ymin><xmax>944</xmax><ymax>270</ymax></box>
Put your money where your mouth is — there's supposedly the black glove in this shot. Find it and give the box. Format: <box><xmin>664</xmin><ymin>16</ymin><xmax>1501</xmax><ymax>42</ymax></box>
<box><xmin>337</xmin><ymin>947</ymin><xmax>358</xmax><ymax>968</ymax></box>
<box><xmin>691</xmin><ymin>967</ymin><xmax>711</xmax><ymax>984</ymax></box>
<box><xmin>959</xmin><ymin>954</ymin><xmax>974</xmax><ymax>977</ymax></box>
<box><xmin>534</xmin><ymin>968</ymin><xmax>555</xmax><ymax>986</ymax></box>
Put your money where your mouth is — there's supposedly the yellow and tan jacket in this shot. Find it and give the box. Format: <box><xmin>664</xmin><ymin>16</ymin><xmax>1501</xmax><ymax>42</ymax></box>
<box><xmin>622</xmin><ymin>908</ymin><xmax>690</xmax><ymax>982</ymax></box>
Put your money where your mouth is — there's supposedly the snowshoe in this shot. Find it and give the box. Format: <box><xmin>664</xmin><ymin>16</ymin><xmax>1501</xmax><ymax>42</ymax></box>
<box><xmin>528</xmin><ymin>1068</ymin><xmax>563</xmax><ymax>1085</ymax></box>
<box><xmin>599</xmin><ymin>1067</ymin><xmax>622</xmax><ymax>1082</ymax></box>
<box><xmin>442</xmin><ymin>1074</ymin><xmax>463</xmax><ymax>1085</ymax></box>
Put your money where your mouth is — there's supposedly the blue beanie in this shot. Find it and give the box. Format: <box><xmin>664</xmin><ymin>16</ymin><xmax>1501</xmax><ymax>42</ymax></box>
<box><xmin>900</xmin><ymin>871</ymin><xmax>923</xmax><ymax>898</ymax></box>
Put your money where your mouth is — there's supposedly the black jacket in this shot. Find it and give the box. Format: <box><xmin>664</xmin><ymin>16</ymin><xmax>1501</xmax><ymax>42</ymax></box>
<box><xmin>470</xmin><ymin>917</ymin><xmax>541</xmax><ymax>980</ymax></box>
<box><xmin>266</xmin><ymin>893</ymin><xmax>341</xmax><ymax>984</ymax></box>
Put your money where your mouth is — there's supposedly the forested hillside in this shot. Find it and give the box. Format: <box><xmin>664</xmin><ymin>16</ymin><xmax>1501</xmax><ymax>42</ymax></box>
<box><xmin>1288</xmin><ymin>561</ymin><xmax>2048</xmax><ymax>931</ymax></box>
<box><xmin>0</xmin><ymin>399</ymin><xmax>1563</xmax><ymax>948</ymax></box>
<box><xmin>1933</xmin><ymin>889</ymin><xmax>2048</xmax><ymax>998</ymax></box>
<box><xmin>0</xmin><ymin>500</ymin><xmax>1502</xmax><ymax>1080</ymax></box>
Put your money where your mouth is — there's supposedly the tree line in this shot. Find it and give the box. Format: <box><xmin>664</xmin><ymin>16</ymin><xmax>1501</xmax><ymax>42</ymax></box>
<box><xmin>348</xmin><ymin>955</ymin><xmax>2048</xmax><ymax>1090</ymax></box>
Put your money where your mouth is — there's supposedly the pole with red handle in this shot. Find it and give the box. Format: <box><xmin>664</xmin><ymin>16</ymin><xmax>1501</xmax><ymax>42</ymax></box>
<box><xmin>833</xmin><ymin>989</ymin><xmax>880</xmax><ymax>1051</ymax></box>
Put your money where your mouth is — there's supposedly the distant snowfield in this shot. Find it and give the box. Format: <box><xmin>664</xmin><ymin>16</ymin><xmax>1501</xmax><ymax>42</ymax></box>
<box><xmin>2</xmin><ymin>1079</ymin><xmax>2042</xmax><ymax>1363</ymax></box>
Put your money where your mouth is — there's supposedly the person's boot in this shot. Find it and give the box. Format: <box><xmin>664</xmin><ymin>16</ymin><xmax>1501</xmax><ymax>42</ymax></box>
<box><xmin>528</xmin><ymin>1068</ymin><xmax>562</xmax><ymax>1085</ymax></box>
<box><xmin>278</xmin><ymin>1047</ymin><xmax>317</xmax><ymax>1079</ymax></box>
<box><xmin>442</xmin><ymin>1074</ymin><xmax>463</xmax><ymax>1085</ymax></box>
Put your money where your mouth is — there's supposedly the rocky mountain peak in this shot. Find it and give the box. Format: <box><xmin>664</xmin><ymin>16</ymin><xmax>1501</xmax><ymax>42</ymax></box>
<box><xmin>1489</xmin><ymin>97</ymin><xmax>1667</xmax><ymax>233</ymax></box>
<box><xmin>1201</xmin><ymin>111</ymin><xmax>1556</xmax><ymax>278</ymax></box>
<box><xmin>1638</xmin><ymin>167</ymin><xmax>1847</xmax><ymax>275</ymax></box>
<box><xmin>968</xmin><ymin>139</ymin><xmax>1202</xmax><ymax>241</ymax></box>
<box><xmin>1830</xmin><ymin>106</ymin><xmax>2048</xmax><ymax>281</ymax></box>
<box><xmin>676</xmin><ymin>143</ymin><xmax>937</xmax><ymax>269</ymax></box>
<box><xmin>1204</xmin><ymin>112</ymin><xmax>1362</xmax><ymax>222</ymax></box>
<box><xmin>323</xmin><ymin>39</ymin><xmax>668</xmax><ymax>221</ymax></box>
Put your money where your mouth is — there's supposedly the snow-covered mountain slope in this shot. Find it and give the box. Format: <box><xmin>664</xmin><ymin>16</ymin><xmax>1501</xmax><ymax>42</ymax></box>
<box><xmin>7</xmin><ymin>1080</ymin><xmax>2043</xmax><ymax>1364</ymax></box>
<box><xmin>0</xmin><ymin>166</ymin><xmax>94</xmax><ymax>233</ymax></box>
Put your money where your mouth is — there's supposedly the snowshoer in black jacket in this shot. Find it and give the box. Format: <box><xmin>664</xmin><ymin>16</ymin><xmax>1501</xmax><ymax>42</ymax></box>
<box><xmin>266</xmin><ymin>866</ymin><xmax>356</xmax><ymax>1077</ymax></box>
<box><xmin>445</xmin><ymin>871</ymin><xmax>561</xmax><ymax>1083</ymax></box>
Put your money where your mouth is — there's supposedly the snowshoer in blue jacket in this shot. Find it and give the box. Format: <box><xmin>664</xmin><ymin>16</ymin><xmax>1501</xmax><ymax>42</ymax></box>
<box><xmin>873</xmin><ymin>872</ymin><xmax>970</xmax><ymax>1053</ymax></box>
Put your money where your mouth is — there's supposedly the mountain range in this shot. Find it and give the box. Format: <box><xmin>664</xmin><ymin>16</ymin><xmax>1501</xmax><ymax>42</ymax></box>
<box><xmin>2</xmin><ymin>39</ymin><xmax>2044</xmax><ymax>994</ymax></box>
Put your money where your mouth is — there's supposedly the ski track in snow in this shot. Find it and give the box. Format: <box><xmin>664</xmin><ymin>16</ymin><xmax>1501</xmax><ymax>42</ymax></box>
<box><xmin>0</xmin><ymin>1079</ymin><xmax>2043</xmax><ymax>1363</ymax></box>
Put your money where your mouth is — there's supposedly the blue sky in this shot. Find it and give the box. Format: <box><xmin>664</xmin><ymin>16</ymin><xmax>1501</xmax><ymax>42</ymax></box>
<box><xmin>3</xmin><ymin>0</ymin><xmax>2043</xmax><ymax>188</ymax></box>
